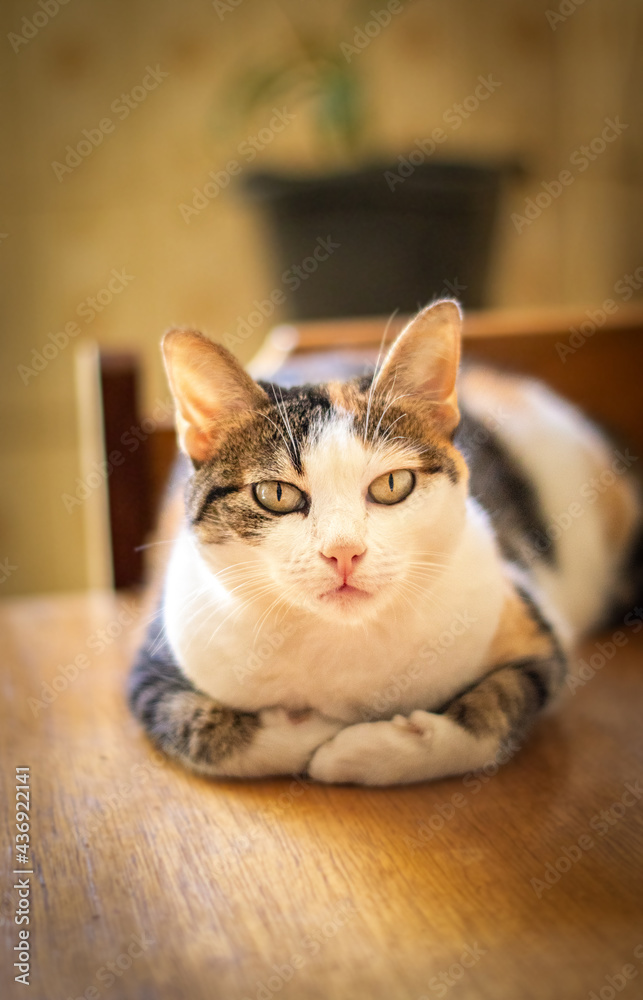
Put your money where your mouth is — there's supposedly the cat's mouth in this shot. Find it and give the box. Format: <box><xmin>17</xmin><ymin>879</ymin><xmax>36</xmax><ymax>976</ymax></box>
<box><xmin>319</xmin><ymin>583</ymin><xmax>371</xmax><ymax>602</ymax></box>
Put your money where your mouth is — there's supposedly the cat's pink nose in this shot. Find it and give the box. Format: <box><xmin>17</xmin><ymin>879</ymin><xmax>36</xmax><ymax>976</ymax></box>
<box><xmin>320</xmin><ymin>544</ymin><xmax>366</xmax><ymax>582</ymax></box>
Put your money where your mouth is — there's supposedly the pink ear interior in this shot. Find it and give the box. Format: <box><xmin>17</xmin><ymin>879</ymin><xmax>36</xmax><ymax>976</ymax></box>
<box><xmin>374</xmin><ymin>301</ymin><xmax>462</xmax><ymax>430</ymax></box>
<box><xmin>162</xmin><ymin>329</ymin><xmax>266</xmax><ymax>462</ymax></box>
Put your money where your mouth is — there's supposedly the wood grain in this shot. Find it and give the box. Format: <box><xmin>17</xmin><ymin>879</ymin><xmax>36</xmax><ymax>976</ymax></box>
<box><xmin>1</xmin><ymin>592</ymin><xmax>643</xmax><ymax>999</ymax></box>
<box><xmin>288</xmin><ymin>302</ymin><xmax>643</xmax><ymax>349</ymax></box>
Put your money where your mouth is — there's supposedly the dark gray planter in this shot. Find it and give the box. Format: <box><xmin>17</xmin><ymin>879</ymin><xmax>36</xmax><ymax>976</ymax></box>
<box><xmin>244</xmin><ymin>162</ymin><xmax>506</xmax><ymax>319</ymax></box>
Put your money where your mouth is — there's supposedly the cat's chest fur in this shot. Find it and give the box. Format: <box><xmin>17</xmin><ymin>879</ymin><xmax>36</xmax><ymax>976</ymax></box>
<box><xmin>163</xmin><ymin>501</ymin><xmax>505</xmax><ymax>723</ymax></box>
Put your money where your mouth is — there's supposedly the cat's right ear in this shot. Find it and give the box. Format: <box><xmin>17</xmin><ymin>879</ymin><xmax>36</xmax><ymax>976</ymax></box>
<box><xmin>162</xmin><ymin>329</ymin><xmax>268</xmax><ymax>463</ymax></box>
<box><xmin>372</xmin><ymin>300</ymin><xmax>462</xmax><ymax>433</ymax></box>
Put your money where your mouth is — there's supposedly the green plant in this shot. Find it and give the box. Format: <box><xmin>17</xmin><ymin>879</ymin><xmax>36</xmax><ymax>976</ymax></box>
<box><xmin>216</xmin><ymin>1</ymin><xmax>376</xmax><ymax>166</ymax></box>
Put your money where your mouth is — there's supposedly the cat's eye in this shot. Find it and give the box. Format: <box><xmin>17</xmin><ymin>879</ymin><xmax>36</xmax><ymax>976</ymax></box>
<box><xmin>368</xmin><ymin>469</ymin><xmax>415</xmax><ymax>505</ymax></box>
<box><xmin>253</xmin><ymin>480</ymin><xmax>306</xmax><ymax>514</ymax></box>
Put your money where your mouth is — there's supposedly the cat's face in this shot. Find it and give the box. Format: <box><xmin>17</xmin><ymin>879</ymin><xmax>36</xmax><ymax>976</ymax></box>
<box><xmin>164</xmin><ymin>301</ymin><xmax>468</xmax><ymax>625</ymax></box>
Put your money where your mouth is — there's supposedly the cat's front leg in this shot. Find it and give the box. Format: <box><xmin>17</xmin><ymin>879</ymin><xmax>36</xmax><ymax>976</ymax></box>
<box><xmin>247</xmin><ymin>707</ymin><xmax>346</xmax><ymax>777</ymax></box>
<box><xmin>309</xmin><ymin>652</ymin><xmax>565</xmax><ymax>786</ymax></box>
<box><xmin>133</xmin><ymin>682</ymin><xmax>344</xmax><ymax>779</ymax></box>
<box><xmin>308</xmin><ymin>714</ymin><xmax>496</xmax><ymax>786</ymax></box>
<box><xmin>129</xmin><ymin>625</ymin><xmax>343</xmax><ymax>778</ymax></box>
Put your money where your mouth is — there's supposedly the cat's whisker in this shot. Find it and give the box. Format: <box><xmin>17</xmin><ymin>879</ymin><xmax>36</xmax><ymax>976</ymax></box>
<box><xmin>149</xmin><ymin>587</ymin><xmax>216</xmax><ymax>655</ymax></box>
<box><xmin>252</xmin><ymin>583</ymin><xmax>300</xmax><ymax>640</ymax></box>
<box><xmin>211</xmin><ymin>559</ymin><xmax>263</xmax><ymax>576</ymax></box>
<box><xmin>210</xmin><ymin>568</ymin><xmax>271</xmax><ymax>588</ymax></box>
<box><xmin>134</xmin><ymin>539</ymin><xmax>175</xmax><ymax>552</ymax></box>
<box><xmin>225</xmin><ymin>590</ymin><xmax>281</xmax><ymax>637</ymax></box>
<box><xmin>404</xmin><ymin>573</ymin><xmax>447</xmax><ymax>589</ymax></box>
<box><xmin>408</xmin><ymin>561</ymin><xmax>451</xmax><ymax>571</ymax></box>
<box><xmin>407</xmin><ymin>550</ymin><xmax>455</xmax><ymax>560</ymax></box>
<box><xmin>177</xmin><ymin>569</ymin><xmax>282</xmax><ymax>640</ymax></box>
<box><xmin>405</xmin><ymin>563</ymin><xmax>450</xmax><ymax>573</ymax></box>
<box><xmin>389</xmin><ymin>579</ymin><xmax>424</xmax><ymax>619</ymax></box>
<box><xmin>275</xmin><ymin>384</ymin><xmax>299</xmax><ymax>467</ymax></box>
<box><xmin>363</xmin><ymin>308</ymin><xmax>399</xmax><ymax>444</ymax></box>
<box><xmin>405</xmin><ymin>561</ymin><xmax>451</xmax><ymax>573</ymax></box>
<box><xmin>371</xmin><ymin>389</ymin><xmax>414</xmax><ymax>446</ymax></box>
<box><xmin>397</xmin><ymin>576</ymin><xmax>453</xmax><ymax>617</ymax></box>
<box><xmin>375</xmin><ymin>412</ymin><xmax>407</xmax><ymax>444</ymax></box>
<box><xmin>204</xmin><ymin>584</ymin><xmax>280</xmax><ymax>647</ymax></box>
<box><xmin>401</xmin><ymin>566</ymin><xmax>446</xmax><ymax>586</ymax></box>
<box><xmin>249</xmin><ymin>408</ymin><xmax>293</xmax><ymax>460</ymax></box>
<box><xmin>175</xmin><ymin>578</ymin><xmax>252</xmax><ymax>633</ymax></box>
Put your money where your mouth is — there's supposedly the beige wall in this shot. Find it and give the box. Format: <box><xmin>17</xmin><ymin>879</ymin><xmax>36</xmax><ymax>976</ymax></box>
<box><xmin>1</xmin><ymin>0</ymin><xmax>642</xmax><ymax>595</ymax></box>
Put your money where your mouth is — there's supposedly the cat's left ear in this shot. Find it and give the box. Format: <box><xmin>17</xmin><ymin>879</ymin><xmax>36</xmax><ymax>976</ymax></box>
<box><xmin>373</xmin><ymin>300</ymin><xmax>462</xmax><ymax>433</ymax></box>
<box><xmin>162</xmin><ymin>329</ymin><xmax>268</xmax><ymax>463</ymax></box>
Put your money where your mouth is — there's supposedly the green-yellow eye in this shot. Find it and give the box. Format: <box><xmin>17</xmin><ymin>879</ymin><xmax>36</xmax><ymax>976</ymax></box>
<box><xmin>368</xmin><ymin>469</ymin><xmax>415</xmax><ymax>505</ymax></box>
<box><xmin>253</xmin><ymin>480</ymin><xmax>306</xmax><ymax>514</ymax></box>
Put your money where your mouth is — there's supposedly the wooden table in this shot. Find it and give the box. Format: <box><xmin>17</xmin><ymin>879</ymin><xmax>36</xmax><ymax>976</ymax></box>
<box><xmin>1</xmin><ymin>591</ymin><xmax>642</xmax><ymax>1000</ymax></box>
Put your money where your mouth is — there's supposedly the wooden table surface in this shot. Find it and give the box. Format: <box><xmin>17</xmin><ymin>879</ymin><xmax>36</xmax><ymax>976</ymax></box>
<box><xmin>1</xmin><ymin>591</ymin><xmax>642</xmax><ymax>1000</ymax></box>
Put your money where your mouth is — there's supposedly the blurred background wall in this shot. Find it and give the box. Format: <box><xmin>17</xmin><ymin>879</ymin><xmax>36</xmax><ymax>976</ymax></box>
<box><xmin>1</xmin><ymin>0</ymin><xmax>642</xmax><ymax>596</ymax></box>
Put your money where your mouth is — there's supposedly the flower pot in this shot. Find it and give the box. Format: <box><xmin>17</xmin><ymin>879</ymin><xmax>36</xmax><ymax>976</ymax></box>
<box><xmin>244</xmin><ymin>162</ymin><xmax>505</xmax><ymax>319</ymax></box>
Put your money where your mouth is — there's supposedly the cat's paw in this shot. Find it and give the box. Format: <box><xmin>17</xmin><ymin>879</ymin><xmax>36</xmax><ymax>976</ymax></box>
<box><xmin>308</xmin><ymin>717</ymin><xmax>436</xmax><ymax>786</ymax></box>
<box><xmin>253</xmin><ymin>707</ymin><xmax>345</xmax><ymax>776</ymax></box>
<box><xmin>392</xmin><ymin>710</ymin><xmax>437</xmax><ymax>737</ymax></box>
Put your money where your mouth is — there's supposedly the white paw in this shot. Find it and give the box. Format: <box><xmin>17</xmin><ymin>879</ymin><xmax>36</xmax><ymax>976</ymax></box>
<box><xmin>248</xmin><ymin>708</ymin><xmax>344</xmax><ymax>777</ymax></box>
<box><xmin>307</xmin><ymin>711</ymin><xmax>500</xmax><ymax>786</ymax></box>
<box><xmin>308</xmin><ymin>718</ymin><xmax>433</xmax><ymax>786</ymax></box>
<box><xmin>392</xmin><ymin>710</ymin><xmax>437</xmax><ymax>738</ymax></box>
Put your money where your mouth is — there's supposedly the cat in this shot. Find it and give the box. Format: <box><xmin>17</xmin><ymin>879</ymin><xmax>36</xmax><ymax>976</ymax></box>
<box><xmin>129</xmin><ymin>300</ymin><xmax>642</xmax><ymax>785</ymax></box>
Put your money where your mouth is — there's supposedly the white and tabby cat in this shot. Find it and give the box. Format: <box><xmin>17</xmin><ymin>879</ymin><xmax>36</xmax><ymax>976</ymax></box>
<box><xmin>130</xmin><ymin>301</ymin><xmax>641</xmax><ymax>785</ymax></box>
